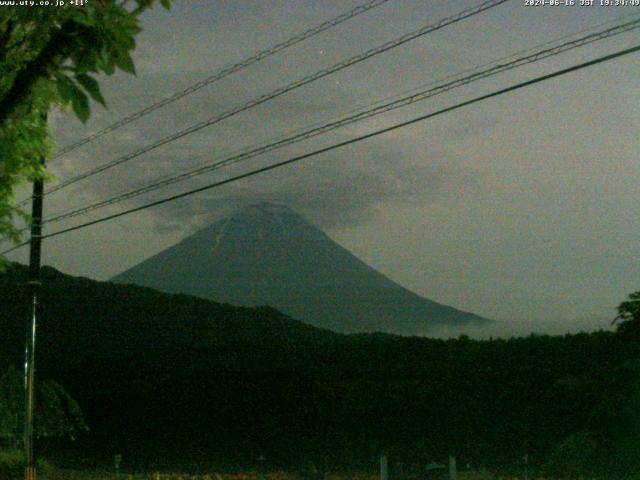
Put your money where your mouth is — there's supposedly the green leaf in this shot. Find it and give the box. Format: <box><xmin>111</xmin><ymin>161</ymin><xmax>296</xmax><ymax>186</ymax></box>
<box><xmin>75</xmin><ymin>73</ymin><xmax>106</xmax><ymax>107</ymax></box>
<box><xmin>55</xmin><ymin>74</ymin><xmax>77</xmax><ymax>103</ymax></box>
<box><xmin>99</xmin><ymin>46</ymin><xmax>116</xmax><ymax>75</ymax></box>
<box><xmin>55</xmin><ymin>74</ymin><xmax>90</xmax><ymax>123</ymax></box>
<box><xmin>71</xmin><ymin>88</ymin><xmax>90</xmax><ymax>123</ymax></box>
<box><xmin>114</xmin><ymin>51</ymin><xmax>136</xmax><ymax>75</ymax></box>
<box><xmin>69</xmin><ymin>13</ymin><xmax>95</xmax><ymax>27</ymax></box>
<box><xmin>160</xmin><ymin>0</ymin><xmax>172</xmax><ymax>9</ymax></box>
<box><xmin>77</xmin><ymin>54</ymin><xmax>98</xmax><ymax>74</ymax></box>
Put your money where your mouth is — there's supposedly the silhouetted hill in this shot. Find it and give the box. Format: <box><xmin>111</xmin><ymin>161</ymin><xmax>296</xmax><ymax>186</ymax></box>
<box><xmin>1</xmin><ymin>263</ymin><xmax>638</xmax><ymax>477</ymax></box>
<box><xmin>0</xmin><ymin>262</ymin><xmax>337</xmax><ymax>359</ymax></box>
<box><xmin>112</xmin><ymin>203</ymin><xmax>490</xmax><ymax>335</ymax></box>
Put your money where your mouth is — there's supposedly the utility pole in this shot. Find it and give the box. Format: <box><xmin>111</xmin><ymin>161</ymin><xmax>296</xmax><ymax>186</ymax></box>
<box><xmin>24</xmin><ymin>156</ymin><xmax>45</xmax><ymax>480</ymax></box>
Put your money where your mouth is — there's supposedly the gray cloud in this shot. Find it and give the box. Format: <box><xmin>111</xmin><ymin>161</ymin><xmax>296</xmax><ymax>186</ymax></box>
<box><xmin>13</xmin><ymin>0</ymin><xmax>637</xmax><ymax>335</ymax></box>
<box><xmin>144</xmin><ymin>134</ymin><xmax>477</xmax><ymax>235</ymax></box>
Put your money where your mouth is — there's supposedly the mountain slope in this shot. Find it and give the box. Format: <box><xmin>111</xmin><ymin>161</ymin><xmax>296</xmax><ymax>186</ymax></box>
<box><xmin>112</xmin><ymin>203</ymin><xmax>490</xmax><ymax>335</ymax></box>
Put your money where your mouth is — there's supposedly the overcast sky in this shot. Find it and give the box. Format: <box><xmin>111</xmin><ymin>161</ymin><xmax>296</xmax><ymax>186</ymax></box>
<box><xmin>8</xmin><ymin>0</ymin><xmax>640</xmax><ymax>337</ymax></box>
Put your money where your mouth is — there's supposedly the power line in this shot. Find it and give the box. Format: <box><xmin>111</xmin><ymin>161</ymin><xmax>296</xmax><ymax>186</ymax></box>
<box><xmin>7</xmin><ymin>15</ymin><xmax>640</xmax><ymax>239</ymax></box>
<box><xmin>16</xmin><ymin>0</ymin><xmax>390</xmax><ymax>209</ymax></box>
<box><xmin>3</xmin><ymin>43</ymin><xmax>638</xmax><ymax>256</ymax></box>
<box><xmin>31</xmin><ymin>0</ymin><xmax>510</xmax><ymax>201</ymax></box>
<box><xmin>39</xmin><ymin>17</ymin><xmax>640</xmax><ymax>226</ymax></box>
<box><xmin>318</xmin><ymin>10</ymin><xmax>639</xmax><ymax>128</ymax></box>
<box><xmin>52</xmin><ymin>0</ymin><xmax>391</xmax><ymax>159</ymax></box>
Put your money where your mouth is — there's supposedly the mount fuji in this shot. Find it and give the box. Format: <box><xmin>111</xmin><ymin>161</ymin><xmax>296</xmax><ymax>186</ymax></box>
<box><xmin>112</xmin><ymin>203</ymin><xmax>490</xmax><ymax>335</ymax></box>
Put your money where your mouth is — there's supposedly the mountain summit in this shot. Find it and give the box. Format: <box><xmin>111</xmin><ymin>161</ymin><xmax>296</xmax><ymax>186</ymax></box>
<box><xmin>112</xmin><ymin>203</ymin><xmax>490</xmax><ymax>335</ymax></box>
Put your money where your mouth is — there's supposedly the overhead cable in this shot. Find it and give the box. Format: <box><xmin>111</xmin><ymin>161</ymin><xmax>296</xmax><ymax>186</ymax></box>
<box><xmin>33</xmin><ymin>0</ymin><xmax>511</xmax><ymax>201</ymax></box>
<box><xmin>3</xmin><ymin>43</ymin><xmax>638</xmax><ymax>256</ymax></box>
<box><xmin>53</xmin><ymin>0</ymin><xmax>391</xmax><ymax>159</ymax></box>
<box><xmin>40</xmin><ymin>17</ymin><xmax>640</xmax><ymax>225</ymax></box>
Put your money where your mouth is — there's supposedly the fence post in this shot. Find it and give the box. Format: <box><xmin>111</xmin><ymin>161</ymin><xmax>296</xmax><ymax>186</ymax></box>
<box><xmin>448</xmin><ymin>456</ymin><xmax>457</xmax><ymax>480</ymax></box>
<box><xmin>380</xmin><ymin>455</ymin><xmax>388</xmax><ymax>480</ymax></box>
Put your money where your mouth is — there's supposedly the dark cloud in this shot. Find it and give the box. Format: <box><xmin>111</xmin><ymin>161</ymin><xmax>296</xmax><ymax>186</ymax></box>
<box><xmin>144</xmin><ymin>134</ymin><xmax>476</xmax><ymax>235</ymax></box>
<box><xmin>18</xmin><ymin>0</ymin><xmax>638</xmax><ymax>333</ymax></box>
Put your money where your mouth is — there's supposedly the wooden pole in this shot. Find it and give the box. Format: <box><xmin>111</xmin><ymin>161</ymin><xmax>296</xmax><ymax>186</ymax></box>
<box><xmin>24</xmin><ymin>156</ymin><xmax>45</xmax><ymax>480</ymax></box>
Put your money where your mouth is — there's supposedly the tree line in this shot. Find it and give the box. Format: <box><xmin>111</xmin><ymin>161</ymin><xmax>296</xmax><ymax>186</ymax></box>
<box><xmin>0</xmin><ymin>263</ymin><xmax>638</xmax><ymax>477</ymax></box>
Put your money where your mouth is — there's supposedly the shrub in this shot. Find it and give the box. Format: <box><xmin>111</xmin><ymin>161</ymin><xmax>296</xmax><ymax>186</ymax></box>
<box><xmin>0</xmin><ymin>449</ymin><xmax>51</xmax><ymax>480</ymax></box>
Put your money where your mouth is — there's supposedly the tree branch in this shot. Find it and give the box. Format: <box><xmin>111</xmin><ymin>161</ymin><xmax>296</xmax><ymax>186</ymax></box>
<box><xmin>0</xmin><ymin>25</ymin><xmax>71</xmax><ymax>127</ymax></box>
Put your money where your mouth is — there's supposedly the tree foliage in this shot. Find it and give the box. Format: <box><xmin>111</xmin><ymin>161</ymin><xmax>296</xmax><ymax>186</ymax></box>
<box><xmin>0</xmin><ymin>366</ymin><xmax>87</xmax><ymax>448</ymax></box>
<box><xmin>1</xmin><ymin>263</ymin><xmax>639</xmax><ymax>475</ymax></box>
<box><xmin>614</xmin><ymin>290</ymin><xmax>640</xmax><ymax>337</ymax></box>
<box><xmin>0</xmin><ymin>0</ymin><xmax>171</xmax><ymax>250</ymax></box>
